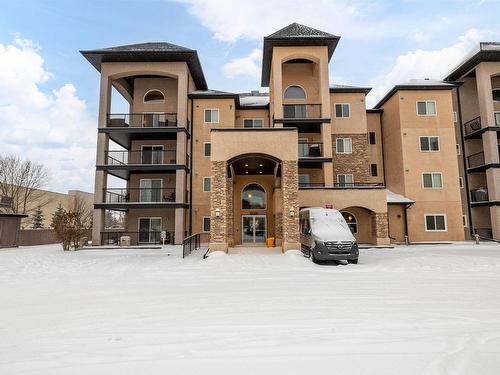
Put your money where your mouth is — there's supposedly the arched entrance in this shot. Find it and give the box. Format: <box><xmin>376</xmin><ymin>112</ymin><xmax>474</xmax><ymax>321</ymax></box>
<box><xmin>340</xmin><ymin>206</ymin><xmax>378</xmax><ymax>245</ymax></box>
<box><xmin>228</xmin><ymin>153</ymin><xmax>281</xmax><ymax>246</ymax></box>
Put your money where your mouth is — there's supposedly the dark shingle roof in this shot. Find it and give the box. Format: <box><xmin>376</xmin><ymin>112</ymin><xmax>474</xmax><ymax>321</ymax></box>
<box><xmin>444</xmin><ymin>42</ymin><xmax>500</xmax><ymax>81</ymax></box>
<box><xmin>261</xmin><ymin>23</ymin><xmax>340</xmax><ymax>87</ymax></box>
<box><xmin>373</xmin><ymin>79</ymin><xmax>459</xmax><ymax>109</ymax></box>
<box><xmin>329</xmin><ymin>84</ymin><xmax>371</xmax><ymax>94</ymax></box>
<box><xmin>80</xmin><ymin>42</ymin><xmax>207</xmax><ymax>90</ymax></box>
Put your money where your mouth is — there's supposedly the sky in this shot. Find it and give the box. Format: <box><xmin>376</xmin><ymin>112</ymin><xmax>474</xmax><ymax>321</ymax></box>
<box><xmin>0</xmin><ymin>0</ymin><xmax>499</xmax><ymax>193</ymax></box>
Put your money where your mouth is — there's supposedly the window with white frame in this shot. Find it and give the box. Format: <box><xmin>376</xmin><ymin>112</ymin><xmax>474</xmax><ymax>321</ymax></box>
<box><xmin>337</xmin><ymin>174</ymin><xmax>354</xmax><ymax>186</ymax></box>
<box><xmin>462</xmin><ymin>215</ymin><xmax>468</xmax><ymax>228</ymax></box>
<box><xmin>416</xmin><ymin>100</ymin><xmax>437</xmax><ymax>116</ymax></box>
<box><xmin>456</xmin><ymin>143</ymin><xmax>461</xmax><ymax>155</ymax></box>
<box><xmin>203</xmin><ymin>143</ymin><xmax>211</xmax><ymax>157</ymax></box>
<box><xmin>203</xmin><ymin>217</ymin><xmax>211</xmax><ymax>232</ymax></box>
<box><xmin>243</xmin><ymin>119</ymin><xmax>264</xmax><ymax>128</ymax></box>
<box><xmin>425</xmin><ymin>214</ymin><xmax>447</xmax><ymax>231</ymax></box>
<box><xmin>422</xmin><ymin>172</ymin><xmax>443</xmax><ymax>188</ymax></box>
<box><xmin>204</xmin><ymin>109</ymin><xmax>219</xmax><ymax>123</ymax></box>
<box><xmin>335</xmin><ymin>103</ymin><xmax>350</xmax><ymax>118</ymax></box>
<box><xmin>453</xmin><ymin>111</ymin><xmax>458</xmax><ymax>123</ymax></box>
<box><xmin>336</xmin><ymin>138</ymin><xmax>352</xmax><ymax>154</ymax></box>
<box><xmin>495</xmin><ymin>112</ymin><xmax>500</xmax><ymax>126</ymax></box>
<box><xmin>459</xmin><ymin>177</ymin><xmax>464</xmax><ymax>189</ymax></box>
<box><xmin>203</xmin><ymin>177</ymin><xmax>211</xmax><ymax>192</ymax></box>
<box><xmin>419</xmin><ymin>136</ymin><xmax>440</xmax><ymax>151</ymax></box>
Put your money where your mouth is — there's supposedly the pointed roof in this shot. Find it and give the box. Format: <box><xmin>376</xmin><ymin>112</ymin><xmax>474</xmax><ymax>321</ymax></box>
<box><xmin>81</xmin><ymin>42</ymin><xmax>207</xmax><ymax>90</ymax></box>
<box><xmin>261</xmin><ymin>23</ymin><xmax>340</xmax><ymax>86</ymax></box>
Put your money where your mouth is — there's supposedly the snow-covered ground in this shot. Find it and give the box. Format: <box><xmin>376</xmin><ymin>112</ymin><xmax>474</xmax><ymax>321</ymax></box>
<box><xmin>1</xmin><ymin>242</ymin><xmax>500</xmax><ymax>375</ymax></box>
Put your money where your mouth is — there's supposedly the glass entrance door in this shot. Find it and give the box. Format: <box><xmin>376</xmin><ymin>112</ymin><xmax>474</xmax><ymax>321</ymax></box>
<box><xmin>242</xmin><ymin>215</ymin><xmax>267</xmax><ymax>244</ymax></box>
<box><xmin>138</xmin><ymin>217</ymin><xmax>161</xmax><ymax>243</ymax></box>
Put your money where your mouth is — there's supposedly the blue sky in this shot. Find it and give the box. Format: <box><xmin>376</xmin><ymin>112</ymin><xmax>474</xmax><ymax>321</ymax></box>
<box><xmin>0</xmin><ymin>0</ymin><xmax>499</xmax><ymax>193</ymax></box>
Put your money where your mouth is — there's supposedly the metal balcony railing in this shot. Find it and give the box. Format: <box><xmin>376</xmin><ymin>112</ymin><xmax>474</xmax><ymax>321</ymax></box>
<box><xmin>470</xmin><ymin>188</ymin><xmax>489</xmax><ymax>203</ymax></box>
<box><xmin>464</xmin><ymin>116</ymin><xmax>481</xmax><ymax>136</ymax></box>
<box><xmin>101</xmin><ymin>231</ymin><xmax>175</xmax><ymax>246</ymax></box>
<box><xmin>333</xmin><ymin>182</ymin><xmax>385</xmax><ymax>189</ymax></box>
<box><xmin>105</xmin><ymin>150</ymin><xmax>178</xmax><ymax>165</ymax></box>
<box><xmin>104</xmin><ymin>188</ymin><xmax>177</xmax><ymax>203</ymax></box>
<box><xmin>298</xmin><ymin>142</ymin><xmax>323</xmax><ymax>157</ymax></box>
<box><xmin>107</xmin><ymin>113</ymin><xmax>177</xmax><ymax>128</ymax></box>
<box><xmin>299</xmin><ymin>182</ymin><xmax>326</xmax><ymax>188</ymax></box>
<box><xmin>283</xmin><ymin>104</ymin><xmax>322</xmax><ymax>119</ymax></box>
<box><xmin>467</xmin><ymin>151</ymin><xmax>485</xmax><ymax>169</ymax></box>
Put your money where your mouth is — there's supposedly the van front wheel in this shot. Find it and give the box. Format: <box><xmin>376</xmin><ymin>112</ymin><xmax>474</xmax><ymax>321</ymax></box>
<box><xmin>348</xmin><ymin>259</ymin><xmax>358</xmax><ymax>264</ymax></box>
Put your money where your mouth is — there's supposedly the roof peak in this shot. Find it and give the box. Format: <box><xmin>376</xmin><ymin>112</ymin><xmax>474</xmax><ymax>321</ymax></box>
<box><xmin>82</xmin><ymin>42</ymin><xmax>194</xmax><ymax>53</ymax></box>
<box><xmin>267</xmin><ymin>22</ymin><xmax>338</xmax><ymax>39</ymax></box>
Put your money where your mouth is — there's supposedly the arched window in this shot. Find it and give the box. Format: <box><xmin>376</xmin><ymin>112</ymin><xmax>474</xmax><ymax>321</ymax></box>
<box><xmin>242</xmin><ymin>184</ymin><xmax>266</xmax><ymax>209</ymax></box>
<box><xmin>492</xmin><ymin>89</ymin><xmax>500</xmax><ymax>102</ymax></box>
<box><xmin>342</xmin><ymin>211</ymin><xmax>357</xmax><ymax>234</ymax></box>
<box><xmin>284</xmin><ymin>85</ymin><xmax>306</xmax><ymax>99</ymax></box>
<box><xmin>144</xmin><ymin>89</ymin><xmax>165</xmax><ymax>103</ymax></box>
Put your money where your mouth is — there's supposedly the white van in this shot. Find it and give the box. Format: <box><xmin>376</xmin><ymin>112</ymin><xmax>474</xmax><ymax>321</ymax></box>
<box><xmin>299</xmin><ymin>207</ymin><xmax>359</xmax><ymax>264</ymax></box>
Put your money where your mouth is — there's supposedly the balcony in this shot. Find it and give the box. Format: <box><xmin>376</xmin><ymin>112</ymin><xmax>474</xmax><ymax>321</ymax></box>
<box><xmin>298</xmin><ymin>141</ymin><xmax>330</xmax><ymax>167</ymax></box>
<box><xmin>464</xmin><ymin>116</ymin><xmax>500</xmax><ymax>139</ymax></box>
<box><xmin>100</xmin><ymin>231</ymin><xmax>175</xmax><ymax>246</ymax></box>
<box><xmin>95</xmin><ymin>188</ymin><xmax>187</xmax><ymax>210</ymax></box>
<box><xmin>467</xmin><ymin>151</ymin><xmax>485</xmax><ymax>169</ymax></box>
<box><xmin>274</xmin><ymin>104</ymin><xmax>329</xmax><ymax>125</ymax></box>
<box><xmin>298</xmin><ymin>182</ymin><xmax>385</xmax><ymax>189</ymax></box>
<box><xmin>99</xmin><ymin>113</ymin><xmax>188</xmax><ymax>149</ymax></box>
<box><xmin>107</xmin><ymin>113</ymin><xmax>177</xmax><ymax>128</ymax></box>
<box><xmin>97</xmin><ymin>150</ymin><xmax>188</xmax><ymax>179</ymax></box>
<box><xmin>471</xmin><ymin>188</ymin><xmax>489</xmax><ymax>203</ymax></box>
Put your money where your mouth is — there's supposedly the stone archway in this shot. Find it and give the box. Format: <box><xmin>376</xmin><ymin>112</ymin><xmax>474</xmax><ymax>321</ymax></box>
<box><xmin>340</xmin><ymin>206</ymin><xmax>389</xmax><ymax>245</ymax></box>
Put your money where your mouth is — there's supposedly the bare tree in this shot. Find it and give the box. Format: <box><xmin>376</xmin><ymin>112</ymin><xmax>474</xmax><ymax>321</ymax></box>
<box><xmin>0</xmin><ymin>154</ymin><xmax>51</xmax><ymax>214</ymax></box>
<box><xmin>53</xmin><ymin>196</ymin><xmax>93</xmax><ymax>250</ymax></box>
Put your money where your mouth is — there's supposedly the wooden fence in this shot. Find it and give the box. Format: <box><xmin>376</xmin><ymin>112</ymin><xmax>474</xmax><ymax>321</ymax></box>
<box><xmin>18</xmin><ymin>229</ymin><xmax>92</xmax><ymax>246</ymax></box>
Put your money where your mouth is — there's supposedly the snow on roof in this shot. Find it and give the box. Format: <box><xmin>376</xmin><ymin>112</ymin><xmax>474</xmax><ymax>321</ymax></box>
<box><xmin>238</xmin><ymin>94</ymin><xmax>269</xmax><ymax>107</ymax></box>
<box><xmin>386</xmin><ymin>189</ymin><xmax>415</xmax><ymax>204</ymax></box>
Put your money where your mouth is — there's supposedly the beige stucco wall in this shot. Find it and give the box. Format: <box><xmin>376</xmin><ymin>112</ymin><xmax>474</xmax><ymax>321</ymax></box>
<box><xmin>366</xmin><ymin>112</ymin><xmax>385</xmax><ymax>184</ymax></box>
<box><xmin>235</xmin><ymin>109</ymin><xmax>270</xmax><ymax>128</ymax></box>
<box><xmin>330</xmin><ymin>92</ymin><xmax>368</xmax><ymax>134</ymax></box>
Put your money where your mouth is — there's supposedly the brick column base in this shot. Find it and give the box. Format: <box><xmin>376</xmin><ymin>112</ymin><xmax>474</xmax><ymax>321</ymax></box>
<box><xmin>209</xmin><ymin>161</ymin><xmax>229</xmax><ymax>252</ymax></box>
<box><xmin>372</xmin><ymin>212</ymin><xmax>390</xmax><ymax>245</ymax></box>
<box><xmin>281</xmin><ymin>160</ymin><xmax>300</xmax><ymax>251</ymax></box>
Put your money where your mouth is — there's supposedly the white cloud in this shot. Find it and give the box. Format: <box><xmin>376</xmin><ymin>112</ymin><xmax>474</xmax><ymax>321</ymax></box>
<box><xmin>175</xmin><ymin>0</ymin><xmax>391</xmax><ymax>42</ymax></box>
<box><xmin>0</xmin><ymin>37</ymin><xmax>96</xmax><ymax>193</ymax></box>
<box><xmin>223</xmin><ymin>48</ymin><xmax>262</xmax><ymax>78</ymax></box>
<box><xmin>366</xmin><ymin>28</ymin><xmax>487</xmax><ymax>107</ymax></box>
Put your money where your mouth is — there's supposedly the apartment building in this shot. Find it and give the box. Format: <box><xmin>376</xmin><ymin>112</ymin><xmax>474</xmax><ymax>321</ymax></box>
<box><xmin>83</xmin><ymin>23</ymin><xmax>468</xmax><ymax>249</ymax></box>
<box><xmin>444</xmin><ymin>43</ymin><xmax>500</xmax><ymax>241</ymax></box>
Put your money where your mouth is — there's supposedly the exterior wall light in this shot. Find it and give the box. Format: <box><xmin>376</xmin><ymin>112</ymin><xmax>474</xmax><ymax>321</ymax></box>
<box><xmin>215</xmin><ymin>208</ymin><xmax>221</xmax><ymax>217</ymax></box>
<box><xmin>289</xmin><ymin>207</ymin><xmax>295</xmax><ymax>217</ymax></box>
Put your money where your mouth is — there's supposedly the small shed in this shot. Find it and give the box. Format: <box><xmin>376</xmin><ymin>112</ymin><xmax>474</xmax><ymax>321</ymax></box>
<box><xmin>0</xmin><ymin>213</ymin><xmax>29</xmax><ymax>248</ymax></box>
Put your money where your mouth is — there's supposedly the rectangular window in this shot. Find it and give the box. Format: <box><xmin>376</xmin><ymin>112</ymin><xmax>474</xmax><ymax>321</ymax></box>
<box><xmin>298</xmin><ymin>174</ymin><xmax>310</xmax><ymax>187</ymax></box>
<box><xmin>336</xmin><ymin>138</ymin><xmax>352</xmax><ymax>154</ymax></box>
<box><xmin>203</xmin><ymin>177</ymin><xmax>211</xmax><ymax>192</ymax></box>
<box><xmin>243</xmin><ymin>119</ymin><xmax>263</xmax><ymax>128</ymax></box>
<box><xmin>495</xmin><ymin>112</ymin><xmax>500</xmax><ymax>126</ymax></box>
<box><xmin>370</xmin><ymin>164</ymin><xmax>378</xmax><ymax>177</ymax></box>
<box><xmin>425</xmin><ymin>214</ymin><xmax>447</xmax><ymax>231</ymax></box>
<box><xmin>337</xmin><ymin>174</ymin><xmax>354</xmax><ymax>186</ymax></box>
<box><xmin>459</xmin><ymin>177</ymin><xmax>464</xmax><ymax>189</ymax></box>
<box><xmin>334</xmin><ymin>103</ymin><xmax>350</xmax><ymax>118</ymax></box>
<box><xmin>456</xmin><ymin>143</ymin><xmax>461</xmax><ymax>155</ymax></box>
<box><xmin>453</xmin><ymin>111</ymin><xmax>458</xmax><ymax>123</ymax></box>
<box><xmin>204</xmin><ymin>109</ymin><xmax>219</xmax><ymax>123</ymax></box>
<box><xmin>416</xmin><ymin>100</ymin><xmax>437</xmax><ymax>116</ymax></box>
<box><xmin>141</xmin><ymin>145</ymin><xmax>164</xmax><ymax>164</ymax></box>
<box><xmin>203</xmin><ymin>143</ymin><xmax>211</xmax><ymax>157</ymax></box>
<box><xmin>463</xmin><ymin>215</ymin><xmax>468</xmax><ymax>228</ymax></box>
<box><xmin>203</xmin><ymin>217</ymin><xmax>211</xmax><ymax>232</ymax></box>
<box><xmin>422</xmin><ymin>172</ymin><xmax>443</xmax><ymax>188</ymax></box>
<box><xmin>419</xmin><ymin>136</ymin><xmax>440</xmax><ymax>151</ymax></box>
<box><xmin>368</xmin><ymin>132</ymin><xmax>376</xmax><ymax>144</ymax></box>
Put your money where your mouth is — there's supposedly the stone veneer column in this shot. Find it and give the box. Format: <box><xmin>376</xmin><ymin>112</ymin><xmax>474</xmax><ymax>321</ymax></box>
<box><xmin>226</xmin><ymin>177</ymin><xmax>234</xmax><ymax>246</ymax></box>
<box><xmin>372</xmin><ymin>212</ymin><xmax>390</xmax><ymax>245</ymax></box>
<box><xmin>209</xmin><ymin>161</ymin><xmax>229</xmax><ymax>252</ymax></box>
<box><xmin>281</xmin><ymin>161</ymin><xmax>300</xmax><ymax>251</ymax></box>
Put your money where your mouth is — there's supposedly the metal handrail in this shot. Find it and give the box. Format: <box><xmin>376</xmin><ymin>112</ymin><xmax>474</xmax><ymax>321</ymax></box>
<box><xmin>333</xmin><ymin>183</ymin><xmax>385</xmax><ymax>188</ymax></box>
<box><xmin>103</xmin><ymin>188</ymin><xmax>176</xmax><ymax>203</ymax></box>
<box><xmin>283</xmin><ymin>104</ymin><xmax>322</xmax><ymax>119</ymax></box>
<box><xmin>182</xmin><ymin>232</ymin><xmax>209</xmax><ymax>258</ymax></box>
<box><xmin>104</xmin><ymin>150</ymin><xmax>178</xmax><ymax>165</ymax></box>
<box><xmin>464</xmin><ymin>116</ymin><xmax>481</xmax><ymax>135</ymax></box>
<box><xmin>107</xmin><ymin>113</ymin><xmax>178</xmax><ymax>128</ymax></box>
<box><xmin>470</xmin><ymin>188</ymin><xmax>489</xmax><ymax>202</ymax></box>
<box><xmin>298</xmin><ymin>142</ymin><xmax>323</xmax><ymax>157</ymax></box>
<box><xmin>467</xmin><ymin>151</ymin><xmax>485</xmax><ymax>169</ymax></box>
<box><xmin>101</xmin><ymin>231</ymin><xmax>174</xmax><ymax>245</ymax></box>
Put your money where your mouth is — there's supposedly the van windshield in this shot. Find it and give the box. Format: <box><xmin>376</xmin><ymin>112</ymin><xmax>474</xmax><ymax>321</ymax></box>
<box><xmin>310</xmin><ymin>212</ymin><xmax>351</xmax><ymax>233</ymax></box>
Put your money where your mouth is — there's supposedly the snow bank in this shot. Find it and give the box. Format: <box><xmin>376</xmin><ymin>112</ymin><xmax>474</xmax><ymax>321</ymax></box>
<box><xmin>1</xmin><ymin>242</ymin><xmax>500</xmax><ymax>374</ymax></box>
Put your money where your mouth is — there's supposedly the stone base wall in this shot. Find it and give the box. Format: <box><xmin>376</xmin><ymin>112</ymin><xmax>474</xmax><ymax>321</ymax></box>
<box><xmin>332</xmin><ymin>134</ymin><xmax>369</xmax><ymax>183</ymax></box>
<box><xmin>282</xmin><ymin>160</ymin><xmax>300</xmax><ymax>245</ymax></box>
<box><xmin>372</xmin><ymin>212</ymin><xmax>389</xmax><ymax>244</ymax></box>
<box><xmin>210</xmin><ymin>161</ymin><xmax>228</xmax><ymax>245</ymax></box>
